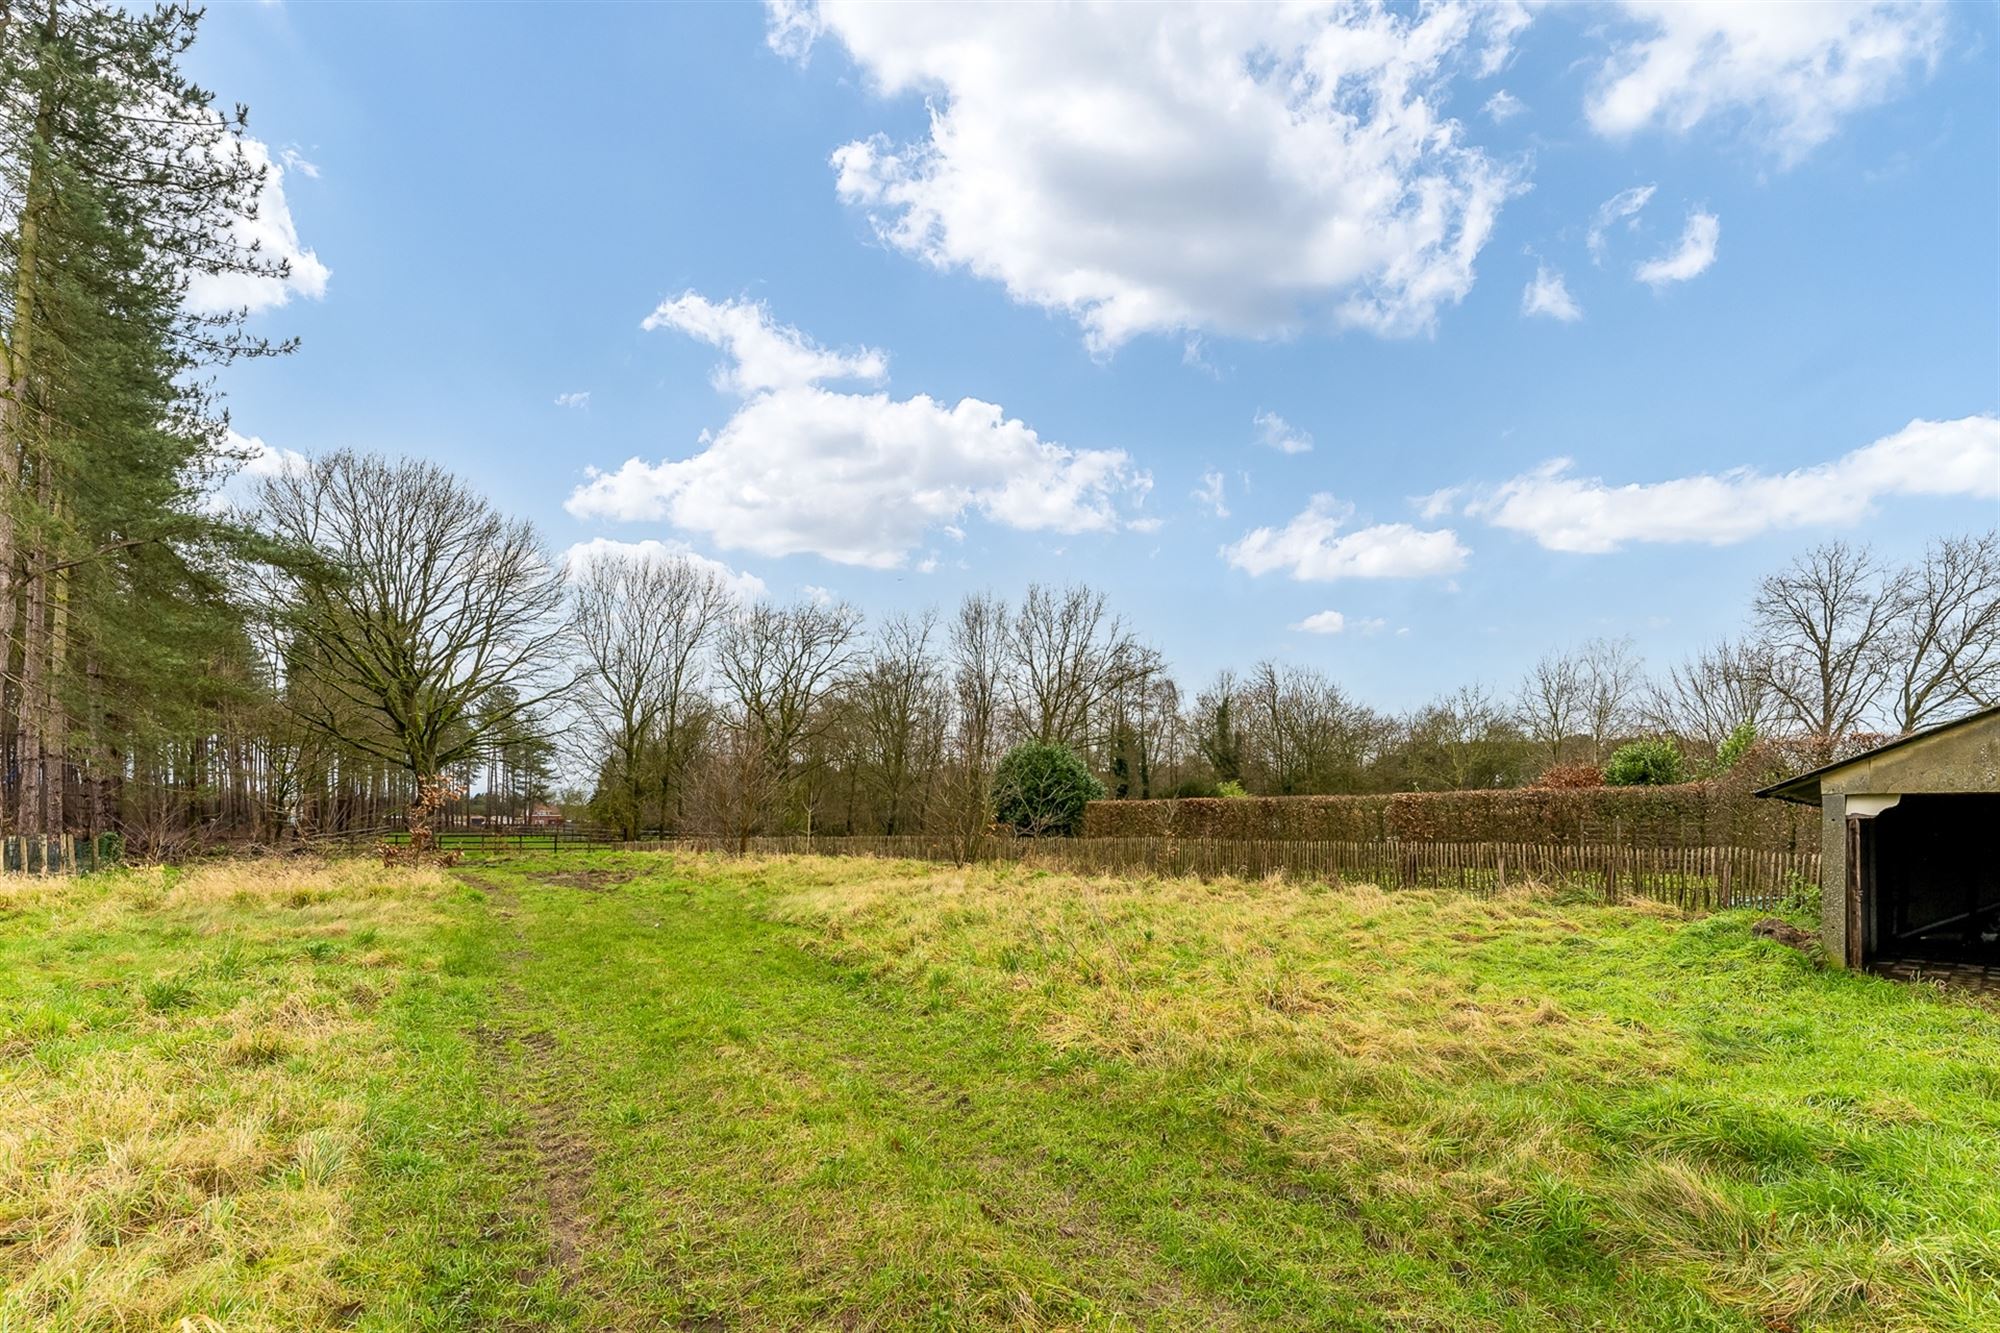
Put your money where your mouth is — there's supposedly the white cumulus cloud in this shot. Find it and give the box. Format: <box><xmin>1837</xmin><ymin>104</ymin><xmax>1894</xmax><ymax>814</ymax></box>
<box><xmin>1255</xmin><ymin>410</ymin><xmax>1314</xmax><ymax>455</ymax></box>
<box><xmin>1292</xmin><ymin>610</ymin><xmax>1390</xmax><ymax>635</ymax></box>
<box><xmin>1458</xmin><ymin>415</ymin><xmax>2000</xmax><ymax>553</ymax></box>
<box><xmin>642</xmin><ymin>292</ymin><xmax>887</xmax><ymax>395</ymax></box>
<box><xmin>567</xmin><ymin>296</ymin><xmax>1151</xmax><ymax>569</ymax></box>
<box><xmin>185</xmin><ymin>136</ymin><xmax>329</xmax><ymax>316</ymax></box>
<box><xmin>1414</xmin><ymin>484</ymin><xmax>1464</xmax><ymax>521</ymax></box>
<box><xmin>1224</xmin><ymin>495</ymin><xmax>1469</xmax><ymax>581</ymax></box>
<box><xmin>1635</xmin><ymin>210</ymin><xmax>1719</xmax><ymax>287</ymax></box>
<box><xmin>203</xmin><ymin>426</ymin><xmax>305</xmax><ymax>512</ymax></box>
<box><xmin>1587</xmin><ymin>1</ymin><xmax>1947</xmax><ymax>161</ymax></box>
<box><xmin>1521</xmin><ymin>263</ymin><xmax>1582</xmax><ymax>321</ymax></box>
<box><xmin>554</xmin><ymin>391</ymin><xmax>591</xmax><ymax>409</ymax></box>
<box><xmin>561</xmin><ymin>537</ymin><xmax>767</xmax><ymax>604</ymax></box>
<box><xmin>785</xmin><ymin>1</ymin><xmax>1526</xmax><ymax>351</ymax></box>
<box><xmin>1483</xmin><ymin>89</ymin><xmax>1526</xmax><ymax>123</ymax></box>
<box><xmin>227</xmin><ymin>426</ymin><xmax>306</xmax><ymax>481</ymax></box>
<box><xmin>764</xmin><ymin>0</ymin><xmax>823</xmax><ymax>61</ymax></box>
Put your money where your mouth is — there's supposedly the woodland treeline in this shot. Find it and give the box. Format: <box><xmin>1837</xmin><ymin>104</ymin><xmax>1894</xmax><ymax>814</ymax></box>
<box><xmin>554</xmin><ymin>531</ymin><xmax>1996</xmax><ymax>842</ymax></box>
<box><xmin>3</xmin><ymin>7</ymin><xmax>1995</xmax><ymax>854</ymax></box>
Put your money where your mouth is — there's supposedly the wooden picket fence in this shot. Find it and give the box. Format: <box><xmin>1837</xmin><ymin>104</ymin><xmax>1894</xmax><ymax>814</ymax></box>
<box><xmin>1</xmin><ymin>833</ymin><xmax>120</xmax><ymax>876</ymax></box>
<box><xmin>0</xmin><ymin>827</ymin><xmax>1815</xmax><ymax>908</ymax></box>
<box><xmin>610</xmin><ymin>835</ymin><xmax>1819</xmax><ymax>911</ymax></box>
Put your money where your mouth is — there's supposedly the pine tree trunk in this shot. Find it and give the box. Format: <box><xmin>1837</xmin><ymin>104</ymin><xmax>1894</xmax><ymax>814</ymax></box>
<box><xmin>45</xmin><ymin>526</ymin><xmax>65</xmax><ymax>833</ymax></box>
<box><xmin>16</xmin><ymin>561</ymin><xmax>43</xmax><ymax>835</ymax></box>
<box><xmin>1</xmin><ymin>6</ymin><xmax>59</xmax><ymax>838</ymax></box>
<box><xmin>86</xmin><ymin>653</ymin><xmax>110</xmax><ymax>835</ymax></box>
<box><xmin>0</xmin><ymin>317</ymin><xmax>33</xmax><ymax>831</ymax></box>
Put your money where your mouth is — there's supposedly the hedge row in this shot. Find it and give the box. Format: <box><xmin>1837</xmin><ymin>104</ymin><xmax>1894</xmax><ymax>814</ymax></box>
<box><xmin>1083</xmin><ymin>780</ymin><xmax>1814</xmax><ymax>851</ymax></box>
<box><xmin>1084</xmin><ymin>794</ymin><xmax>1394</xmax><ymax>842</ymax></box>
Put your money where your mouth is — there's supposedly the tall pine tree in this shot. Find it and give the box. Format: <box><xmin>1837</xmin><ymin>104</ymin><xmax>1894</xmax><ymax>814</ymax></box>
<box><xmin>0</xmin><ymin>2</ymin><xmax>291</xmax><ymax>836</ymax></box>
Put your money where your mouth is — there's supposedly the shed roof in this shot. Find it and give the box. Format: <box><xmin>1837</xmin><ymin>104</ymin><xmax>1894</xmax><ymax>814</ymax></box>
<box><xmin>1755</xmin><ymin>705</ymin><xmax>2000</xmax><ymax>805</ymax></box>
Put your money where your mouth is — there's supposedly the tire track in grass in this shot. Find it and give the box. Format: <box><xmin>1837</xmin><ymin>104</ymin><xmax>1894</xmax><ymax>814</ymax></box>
<box><xmin>472</xmin><ymin>1018</ymin><xmax>596</xmax><ymax>1292</ymax></box>
<box><xmin>509</xmin><ymin>860</ymin><xmax>1272</xmax><ymax>1329</ymax></box>
<box><xmin>461</xmin><ymin>869</ymin><xmax>644</xmax><ymax>1329</ymax></box>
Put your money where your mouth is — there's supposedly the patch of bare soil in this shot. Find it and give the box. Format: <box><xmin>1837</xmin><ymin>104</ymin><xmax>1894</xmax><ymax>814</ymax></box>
<box><xmin>539</xmin><ymin>867</ymin><xmax>638</xmax><ymax>893</ymax></box>
<box><xmin>471</xmin><ymin>1017</ymin><xmax>597</xmax><ymax>1294</ymax></box>
<box><xmin>1751</xmin><ymin>918</ymin><xmax>1816</xmax><ymax>953</ymax></box>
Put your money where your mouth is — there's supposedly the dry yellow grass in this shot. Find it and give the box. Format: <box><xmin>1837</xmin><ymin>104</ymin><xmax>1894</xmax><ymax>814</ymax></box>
<box><xmin>5</xmin><ymin>851</ymin><xmax>1997</xmax><ymax>1330</ymax></box>
<box><xmin>763</xmin><ymin>858</ymin><xmax>1670</xmax><ymax>1076</ymax></box>
<box><xmin>738</xmin><ymin>853</ymin><xmax>2000</xmax><ymax>1332</ymax></box>
<box><xmin>0</xmin><ymin>859</ymin><xmax>454</xmax><ymax>1332</ymax></box>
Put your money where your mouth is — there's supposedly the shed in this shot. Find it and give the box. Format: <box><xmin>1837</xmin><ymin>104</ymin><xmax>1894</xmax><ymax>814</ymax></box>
<box><xmin>1757</xmin><ymin>706</ymin><xmax>2000</xmax><ymax>971</ymax></box>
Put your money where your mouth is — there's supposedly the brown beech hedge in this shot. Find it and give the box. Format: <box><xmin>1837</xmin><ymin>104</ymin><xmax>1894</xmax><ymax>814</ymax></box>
<box><xmin>1082</xmin><ymin>778</ymin><xmax>1813</xmax><ymax>851</ymax></box>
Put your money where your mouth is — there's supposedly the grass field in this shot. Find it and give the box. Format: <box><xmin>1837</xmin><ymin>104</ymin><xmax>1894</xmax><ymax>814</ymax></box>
<box><xmin>2</xmin><ymin>853</ymin><xmax>1996</xmax><ymax>1331</ymax></box>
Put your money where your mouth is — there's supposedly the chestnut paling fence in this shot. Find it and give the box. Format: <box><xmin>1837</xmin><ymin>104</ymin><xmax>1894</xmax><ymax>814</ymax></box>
<box><xmin>613</xmin><ymin>835</ymin><xmax>1820</xmax><ymax>911</ymax></box>
<box><xmin>3</xmin><ymin>826</ymin><xmax>1819</xmax><ymax>910</ymax></box>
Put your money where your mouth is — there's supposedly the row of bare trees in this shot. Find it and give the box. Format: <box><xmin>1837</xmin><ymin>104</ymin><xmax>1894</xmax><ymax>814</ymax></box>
<box><xmin>1514</xmin><ymin>536</ymin><xmax>2000</xmax><ymax>773</ymax></box>
<box><xmin>563</xmin><ymin>567</ymin><xmax>1159</xmax><ymax>843</ymax></box>
<box><xmin>550</xmin><ymin>532</ymin><xmax>1996</xmax><ymax>838</ymax></box>
<box><xmin>250</xmin><ymin>457</ymin><xmax>2000</xmax><ymax>843</ymax></box>
<box><xmin>1756</xmin><ymin>537</ymin><xmax>1999</xmax><ymax>743</ymax></box>
<box><xmin>1</xmin><ymin>12</ymin><xmax>1987</xmax><ymax>853</ymax></box>
<box><xmin>12</xmin><ymin>436</ymin><xmax>1994</xmax><ymax>848</ymax></box>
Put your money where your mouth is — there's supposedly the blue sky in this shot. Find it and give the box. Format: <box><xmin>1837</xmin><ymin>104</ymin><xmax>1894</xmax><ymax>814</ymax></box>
<box><xmin>193</xmin><ymin>2</ymin><xmax>1997</xmax><ymax>708</ymax></box>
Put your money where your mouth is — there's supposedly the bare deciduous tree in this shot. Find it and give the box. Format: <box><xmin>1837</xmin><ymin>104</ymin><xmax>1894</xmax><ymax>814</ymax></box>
<box><xmin>1511</xmin><ymin>638</ymin><xmax>1637</xmax><ymax>769</ymax></box>
<box><xmin>1003</xmin><ymin>583</ymin><xmax>1151</xmax><ymax>748</ymax></box>
<box><xmin>1240</xmin><ymin>661</ymin><xmax>1375</xmax><ymax>795</ymax></box>
<box><xmin>1752</xmin><ymin>541</ymin><xmax>1906</xmax><ymax>759</ymax></box>
<box><xmin>951</xmin><ymin>593</ymin><xmax>1007</xmax><ymax>766</ymax></box>
<box><xmin>853</xmin><ymin>611</ymin><xmax>949</xmax><ymax>834</ymax></box>
<box><xmin>1889</xmin><ymin>532</ymin><xmax>2000</xmax><ymax>732</ymax></box>
<box><xmin>1579</xmin><ymin>636</ymin><xmax>1641</xmax><ymax>764</ymax></box>
<box><xmin>1642</xmin><ymin>638</ymin><xmax>1778</xmax><ymax>756</ymax></box>
<box><xmin>252</xmin><ymin>452</ymin><xmax>568</xmax><ymax>856</ymax></box>
<box><xmin>938</xmin><ymin>592</ymin><xmax>1009</xmax><ymax>849</ymax></box>
<box><xmin>714</xmin><ymin>597</ymin><xmax>864</xmax><ymax>841</ymax></box>
<box><xmin>567</xmin><ymin>548</ymin><xmax>733</xmax><ymax>837</ymax></box>
<box><xmin>1190</xmin><ymin>670</ymin><xmax>1244</xmax><ymax>786</ymax></box>
<box><xmin>1390</xmin><ymin>683</ymin><xmax>1529</xmax><ymax>792</ymax></box>
<box><xmin>1517</xmin><ymin>649</ymin><xmax>1587</xmax><ymax>767</ymax></box>
<box><xmin>1103</xmin><ymin>670</ymin><xmax>1182</xmax><ymax>799</ymax></box>
<box><xmin>1432</xmin><ymin>682</ymin><xmax>1516</xmax><ymax>791</ymax></box>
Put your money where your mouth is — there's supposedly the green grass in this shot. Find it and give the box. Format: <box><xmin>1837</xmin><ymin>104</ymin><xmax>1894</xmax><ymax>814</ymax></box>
<box><xmin>374</xmin><ymin>831</ymin><xmax>584</xmax><ymax>851</ymax></box>
<box><xmin>2</xmin><ymin>852</ymin><xmax>1996</xmax><ymax>1330</ymax></box>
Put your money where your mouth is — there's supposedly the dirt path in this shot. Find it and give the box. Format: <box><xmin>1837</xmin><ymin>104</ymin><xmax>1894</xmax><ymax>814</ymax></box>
<box><xmin>461</xmin><ymin>870</ymin><xmax>617</xmax><ymax>1322</ymax></box>
<box><xmin>448</xmin><ymin>859</ymin><xmax>1260</xmax><ymax>1328</ymax></box>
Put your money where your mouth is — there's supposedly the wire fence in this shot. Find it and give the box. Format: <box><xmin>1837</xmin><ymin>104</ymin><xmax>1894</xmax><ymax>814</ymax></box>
<box><xmin>308</xmin><ymin>825</ymin><xmax>625</xmax><ymax>854</ymax></box>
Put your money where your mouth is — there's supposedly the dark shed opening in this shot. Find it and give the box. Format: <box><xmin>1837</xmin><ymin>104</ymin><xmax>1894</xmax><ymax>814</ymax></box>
<box><xmin>1756</xmin><ymin>706</ymin><xmax>2000</xmax><ymax>974</ymax></box>
<box><xmin>1866</xmin><ymin>795</ymin><xmax>2000</xmax><ymax>966</ymax></box>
